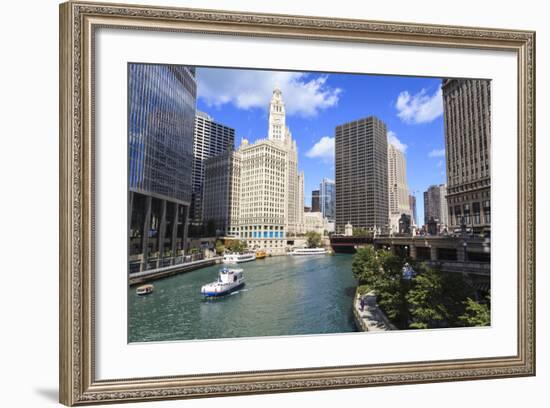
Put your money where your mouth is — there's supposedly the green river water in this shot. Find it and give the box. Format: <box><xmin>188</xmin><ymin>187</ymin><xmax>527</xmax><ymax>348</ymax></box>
<box><xmin>128</xmin><ymin>254</ymin><xmax>358</xmax><ymax>342</ymax></box>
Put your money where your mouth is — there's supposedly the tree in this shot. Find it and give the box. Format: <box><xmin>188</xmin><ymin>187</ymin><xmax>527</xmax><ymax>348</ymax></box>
<box><xmin>352</xmin><ymin>246</ymin><xmax>409</xmax><ymax>328</ymax></box>
<box><xmin>352</xmin><ymin>246</ymin><xmax>382</xmax><ymax>287</ymax></box>
<box><xmin>404</xmin><ymin>262</ymin><xmax>481</xmax><ymax>329</ymax></box>
<box><xmin>226</xmin><ymin>240</ymin><xmax>248</xmax><ymax>253</ymax></box>
<box><xmin>214</xmin><ymin>240</ymin><xmax>225</xmax><ymax>255</ymax></box>
<box><xmin>440</xmin><ymin>272</ymin><xmax>476</xmax><ymax>327</ymax></box>
<box><xmin>459</xmin><ymin>297</ymin><xmax>491</xmax><ymax>327</ymax></box>
<box><xmin>305</xmin><ymin>231</ymin><xmax>322</xmax><ymax>248</ymax></box>
<box><xmin>406</xmin><ymin>266</ymin><xmax>448</xmax><ymax>329</ymax></box>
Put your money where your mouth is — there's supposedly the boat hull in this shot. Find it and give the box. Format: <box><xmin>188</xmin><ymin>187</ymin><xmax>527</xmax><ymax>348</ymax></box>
<box><xmin>202</xmin><ymin>282</ymin><xmax>245</xmax><ymax>297</ymax></box>
<box><xmin>289</xmin><ymin>249</ymin><xmax>327</xmax><ymax>256</ymax></box>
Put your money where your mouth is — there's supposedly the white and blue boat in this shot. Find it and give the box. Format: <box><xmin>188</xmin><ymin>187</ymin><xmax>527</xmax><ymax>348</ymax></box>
<box><xmin>201</xmin><ymin>267</ymin><xmax>245</xmax><ymax>297</ymax></box>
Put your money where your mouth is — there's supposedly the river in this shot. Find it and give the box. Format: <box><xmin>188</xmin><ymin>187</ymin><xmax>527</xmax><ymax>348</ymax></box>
<box><xmin>128</xmin><ymin>253</ymin><xmax>358</xmax><ymax>342</ymax></box>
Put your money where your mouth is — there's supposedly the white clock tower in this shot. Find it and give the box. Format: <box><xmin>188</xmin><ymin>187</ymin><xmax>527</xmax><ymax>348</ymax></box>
<box><xmin>268</xmin><ymin>87</ymin><xmax>286</xmax><ymax>142</ymax></box>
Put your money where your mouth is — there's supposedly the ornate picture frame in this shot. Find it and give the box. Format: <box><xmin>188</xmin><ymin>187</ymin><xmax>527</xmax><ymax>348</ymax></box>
<box><xmin>59</xmin><ymin>1</ymin><xmax>535</xmax><ymax>405</ymax></box>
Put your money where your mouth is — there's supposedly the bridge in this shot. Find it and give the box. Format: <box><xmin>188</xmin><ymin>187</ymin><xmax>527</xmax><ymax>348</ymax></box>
<box><xmin>330</xmin><ymin>236</ymin><xmax>373</xmax><ymax>253</ymax></box>
<box><xmin>330</xmin><ymin>234</ymin><xmax>491</xmax><ymax>281</ymax></box>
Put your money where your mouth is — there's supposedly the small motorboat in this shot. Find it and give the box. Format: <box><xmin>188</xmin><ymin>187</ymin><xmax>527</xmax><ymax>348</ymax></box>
<box><xmin>136</xmin><ymin>284</ymin><xmax>154</xmax><ymax>296</ymax></box>
<box><xmin>201</xmin><ymin>267</ymin><xmax>245</xmax><ymax>297</ymax></box>
<box><xmin>255</xmin><ymin>250</ymin><xmax>267</xmax><ymax>259</ymax></box>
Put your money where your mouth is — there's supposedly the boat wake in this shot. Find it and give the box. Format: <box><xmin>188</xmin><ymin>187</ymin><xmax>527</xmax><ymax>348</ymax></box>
<box><xmin>230</xmin><ymin>288</ymin><xmax>249</xmax><ymax>295</ymax></box>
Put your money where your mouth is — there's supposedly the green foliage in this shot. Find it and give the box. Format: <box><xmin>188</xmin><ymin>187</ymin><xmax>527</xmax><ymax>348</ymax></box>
<box><xmin>226</xmin><ymin>240</ymin><xmax>248</xmax><ymax>253</ymax></box>
<box><xmin>406</xmin><ymin>266</ymin><xmax>448</xmax><ymax>329</ymax></box>
<box><xmin>352</xmin><ymin>247</ymin><xmax>484</xmax><ymax>330</ymax></box>
<box><xmin>214</xmin><ymin>240</ymin><xmax>225</xmax><ymax>255</ymax></box>
<box><xmin>459</xmin><ymin>297</ymin><xmax>491</xmax><ymax>327</ymax></box>
<box><xmin>440</xmin><ymin>273</ymin><xmax>476</xmax><ymax>326</ymax></box>
<box><xmin>352</xmin><ymin>246</ymin><xmax>382</xmax><ymax>286</ymax></box>
<box><xmin>406</xmin><ymin>266</ymin><xmax>478</xmax><ymax>329</ymax></box>
<box><xmin>357</xmin><ymin>284</ymin><xmax>372</xmax><ymax>296</ymax></box>
<box><xmin>352</xmin><ymin>246</ymin><xmax>409</xmax><ymax>328</ymax></box>
<box><xmin>305</xmin><ymin>231</ymin><xmax>322</xmax><ymax>248</ymax></box>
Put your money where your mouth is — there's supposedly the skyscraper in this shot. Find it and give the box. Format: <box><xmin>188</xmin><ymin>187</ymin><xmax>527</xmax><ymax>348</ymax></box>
<box><xmin>202</xmin><ymin>150</ymin><xmax>240</xmax><ymax>235</ymax></box>
<box><xmin>128</xmin><ymin>64</ymin><xmax>196</xmax><ymax>271</ymax></box>
<box><xmin>442</xmin><ymin>79</ymin><xmax>491</xmax><ymax>233</ymax></box>
<box><xmin>191</xmin><ymin>111</ymin><xmax>235</xmax><ymax>226</ymax></box>
<box><xmin>320</xmin><ymin>178</ymin><xmax>336</xmax><ymax>221</ymax></box>
<box><xmin>311</xmin><ymin>190</ymin><xmax>320</xmax><ymax>213</ymax></box>
<box><xmin>207</xmin><ymin>87</ymin><xmax>303</xmax><ymax>254</ymax></box>
<box><xmin>335</xmin><ymin>116</ymin><xmax>389</xmax><ymax>234</ymax></box>
<box><xmin>408</xmin><ymin>194</ymin><xmax>417</xmax><ymax>226</ymax></box>
<box><xmin>387</xmin><ymin>143</ymin><xmax>411</xmax><ymax>233</ymax></box>
<box><xmin>423</xmin><ymin>184</ymin><xmax>448</xmax><ymax>232</ymax></box>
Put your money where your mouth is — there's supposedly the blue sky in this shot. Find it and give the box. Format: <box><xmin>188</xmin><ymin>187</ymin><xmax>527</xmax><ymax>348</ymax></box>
<box><xmin>195</xmin><ymin>67</ymin><xmax>447</xmax><ymax>226</ymax></box>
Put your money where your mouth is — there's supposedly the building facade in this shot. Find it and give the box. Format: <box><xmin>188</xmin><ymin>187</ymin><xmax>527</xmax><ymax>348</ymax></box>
<box><xmin>409</xmin><ymin>194</ymin><xmax>418</xmax><ymax>226</ymax></box>
<box><xmin>128</xmin><ymin>64</ymin><xmax>196</xmax><ymax>272</ymax></box>
<box><xmin>335</xmin><ymin>116</ymin><xmax>389</xmax><ymax>234</ymax></box>
<box><xmin>311</xmin><ymin>190</ymin><xmax>320</xmax><ymax>213</ymax></box>
<box><xmin>423</xmin><ymin>184</ymin><xmax>449</xmax><ymax>233</ymax></box>
<box><xmin>190</xmin><ymin>111</ymin><xmax>235</xmax><ymax>227</ymax></box>
<box><xmin>320</xmin><ymin>178</ymin><xmax>336</xmax><ymax>221</ymax></box>
<box><xmin>213</xmin><ymin>87</ymin><xmax>304</xmax><ymax>254</ymax></box>
<box><xmin>202</xmin><ymin>150</ymin><xmax>240</xmax><ymax>236</ymax></box>
<box><xmin>388</xmin><ymin>143</ymin><xmax>411</xmax><ymax>234</ymax></box>
<box><xmin>303</xmin><ymin>212</ymin><xmax>328</xmax><ymax>236</ymax></box>
<box><xmin>442</xmin><ymin>79</ymin><xmax>491</xmax><ymax>234</ymax></box>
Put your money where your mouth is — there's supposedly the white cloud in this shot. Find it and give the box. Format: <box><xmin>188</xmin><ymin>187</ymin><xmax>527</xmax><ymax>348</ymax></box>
<box><xmin>395</xmin><ymin>87</ymin><xmax>443</xmax><ymax>124</ymax></box>
<box><xmin>196</xmin><ymin>68</ymin><xmax>341</xmax><ymax>117</ymax></box>
<box><xmin>387</xmin><ymin>130</ymin><xmax>407</xmax><ymax>152</ymax></box>
<box><xmin>428</xmin><ymin>148</ymin><xmax>446</xmax><ymax>158</ymax></box>
<box><xmin>437</xmin><ymin>160</ymin><xmax>444</xmax><ymax>168</ymax></box>
<box><xmin>306</xmin><ymin>136</ymin><xmax>334</xmax><ymax>162</ymax></box>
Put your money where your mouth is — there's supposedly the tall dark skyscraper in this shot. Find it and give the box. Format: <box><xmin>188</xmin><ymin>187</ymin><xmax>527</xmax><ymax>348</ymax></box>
<box><xmin>442</xmin><ymin>79</ymin><xmax>491</xmax><ymax>234</ymax></box>
<box><xmin>191</xmin><ymin>111</ymin><xmax>235</xmax><ymax>226</ymax></box>
<box><xmin>335</xmin><ymin>116</ymin><xmax>389</xmax><ymax>234</ymax></box>
<box><xmin>311</xmin><ymin>190</ymin><xmax>320</xmax><ymax>213</ymax></box>
<box><xmin>128</xmin><ymin>64</ymin><xmax>196</xmax><ymax>272</ymax></box>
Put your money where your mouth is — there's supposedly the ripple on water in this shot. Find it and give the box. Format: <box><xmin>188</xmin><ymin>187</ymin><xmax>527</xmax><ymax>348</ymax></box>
<box><xmin>128</xmin><ymin>254</ymin><xmax>358</xmax><ymax>342</ymax></box>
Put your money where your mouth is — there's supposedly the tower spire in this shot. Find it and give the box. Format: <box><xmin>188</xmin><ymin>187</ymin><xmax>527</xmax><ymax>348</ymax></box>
<box><xmin>268</xmin><ymin>86</ymin><xmax>286</xmax><ymax>142</ymax></box>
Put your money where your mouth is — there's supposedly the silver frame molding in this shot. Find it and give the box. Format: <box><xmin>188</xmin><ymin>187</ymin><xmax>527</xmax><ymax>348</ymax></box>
<box><xmin>59</xmin><ymin>1</ymin><xmax>536</xmax><ymax>405</ymax></box>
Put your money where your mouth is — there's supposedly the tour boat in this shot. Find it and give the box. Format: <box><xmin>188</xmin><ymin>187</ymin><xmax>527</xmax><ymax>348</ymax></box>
<box><xmin>255</xmin><ymin>250</ymin><xmax>267</xmax><ymax>259</ymax></box>
<box><xmin>223</xmin><ymin>252</ymin><xmax>256</xmax><ymax>264</ymax></box>
<box><xmin>289</xmin><ymin>247</ymin><xmax>327</xmax><ymax>256</ymax></box>
<box><xmin>201</xmin><ymin>267</ymin><xmax>245</xmax><ymax>297</ymax></box>
<box><xmin>136</xmin><ymin>284</ymin><xmax>154</xmax><ymax>296</ymax></box>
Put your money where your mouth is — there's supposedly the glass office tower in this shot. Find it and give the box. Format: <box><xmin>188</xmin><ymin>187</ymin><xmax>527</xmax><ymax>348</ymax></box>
<box><xmin>128</xmin><ymin>64</ymin><xmax>197</xmax><ymax>272</ymax></box>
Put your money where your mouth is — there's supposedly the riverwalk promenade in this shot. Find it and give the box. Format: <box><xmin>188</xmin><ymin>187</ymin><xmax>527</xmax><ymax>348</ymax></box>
<box><xmin>353</xmin><ymin>290</ymin><xmax>396</xmax><ymax>332</ymax></box>
<box><xmin>129</xmin><ymin>257</ymin><xmax>223</xmax><ymax>286</ymax></box>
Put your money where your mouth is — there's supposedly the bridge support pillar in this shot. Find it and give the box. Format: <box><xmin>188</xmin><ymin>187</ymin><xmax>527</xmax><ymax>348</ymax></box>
<box><xmin>410</xmin><ymin>244</ymin><xmax>417</xmax><ymax>260</ymax></box>
<box><xmin>457</xmin><ymin>244</ymin><xmax>466</xmax><ymax>262</ymax></box>
<box><xmin>430</xmin><ymin>246</ymin><xmax>437</xmax><ymax>261</ymax></box>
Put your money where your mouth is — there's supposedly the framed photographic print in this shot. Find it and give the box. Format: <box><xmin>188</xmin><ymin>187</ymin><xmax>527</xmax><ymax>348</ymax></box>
<box><xmin>59</xmin><ymin>1</ymin><xmax>536</xmax><ymax>405</ymax></box>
